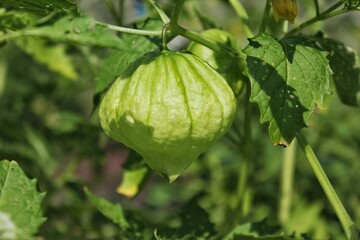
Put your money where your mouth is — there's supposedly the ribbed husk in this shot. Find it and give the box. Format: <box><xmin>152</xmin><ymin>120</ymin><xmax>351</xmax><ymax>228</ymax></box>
<box><xmin>99</xmin><ymin>50</ymin><xmax>236</xmax><ymax>181</ymax></box>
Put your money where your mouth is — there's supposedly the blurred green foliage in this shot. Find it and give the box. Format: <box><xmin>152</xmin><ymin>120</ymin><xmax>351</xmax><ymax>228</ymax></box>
<box><xmin>0</xmin><ymin>0</ymin><xmax>359</xmax><ymax>239</ymax></box>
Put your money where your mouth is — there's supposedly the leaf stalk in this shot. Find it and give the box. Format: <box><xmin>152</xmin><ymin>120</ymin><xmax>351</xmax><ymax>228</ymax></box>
<box><xmin>297</xmin><ymin>132</ymin><xmax>359</xmax><ymax>240</ymax></box>
<box><xmin>259</xmin><ymin>0</ymin><xmax>272</xmax><ymax>33</ymax></box>
<box><xmin>285</xmin><ymin>1</ymin><xmax>345</xmax><ymax>36</ymax></box>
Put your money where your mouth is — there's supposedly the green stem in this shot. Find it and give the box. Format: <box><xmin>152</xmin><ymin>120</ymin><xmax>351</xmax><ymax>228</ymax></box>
<box><xmin>118</xmin><ymin>0</ymin><xmax>125</xmax><ymax>23</ymax></box>
<box><xmin>228</xmin><ymin>0</ymin><xmax>254</xmax><ymax>38</ymax></box>
<box><xmin>296</xmin><ymin>132</ymin><xmax>359</xmax><ymax>240</ymax></box>
<box><xmin>35</xmin><ymin>10</ymin><xmax>58</xmax><ymax>25</ymax></box>
<box><xmin>279</xmin><ymin>140</ymin><xmax>297</xmax><ymax>225</ymax></box>
<box><xmin>241</xmin><ymin>82</ymin><xmax>253</xmax><ymax>205</ymax></box>
<box><xmin>0</xmin><ymin>31</ymin><xmax>23</xmax><ymax>42</ymax></box>
<box><xmin>161</xmin><ymin>24</ymin><xmax>170</xmax><ymax>50</ymax></box>
<box><xmin>259</xmin><ymin>0</ymin><xmax>272</xmax><ymax>33</ymax></box>
<box><xmin>174</xmin><ymin>26</ymin><xmax>234</xmax><ymax>55</ymax></box>
<box><xmin>169</xmin><ymin>0</ymin><xmax>244</xmax><ymax>60</ymax></box>
<box><xmin>285</xmin><ymin>1</ymin><xmax>344</xmax><ymax>36</ymax></box>
<box><xmin>97</xmin><ymin>21</ymin><xmax>162</xmax><ymax>36</ymax></box>
<box><xmin>233</xmin><ymin>82</ymin><xmax>253</xmax><ymax>224</ymax></box>
<box><xmin>170</xmin><ymin>0</ymin><xmax>185</xmax><ymax>27</ymax></box>
<box><xmin>0</xmin><ymin>22</ymin><xmax>163</xmax><ymax>43</ymax></box>
<box><xmin>313</xmin><ymin>0</ymin><xmax>320</xmax><ymax>16</ymax></box>
<box><xmin>161</xmin><ymin>0</ymin><xmax>215</xmax><ymax>50</ymax></box>
<box><xmin>282</xmin><ymin>20</ymin><xmax>289</xmax><ymax>35</ymax></box>
<box><xmin>0</xmin><ymin>57</ymin><xmax>7</xmax><ymax>97</ymax></box>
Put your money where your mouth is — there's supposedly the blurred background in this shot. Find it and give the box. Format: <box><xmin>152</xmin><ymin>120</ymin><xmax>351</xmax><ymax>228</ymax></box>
<box><xmin>0</xmin><ymin>0</ymin><xmax>359</xmax><ymax>239</ymax></box>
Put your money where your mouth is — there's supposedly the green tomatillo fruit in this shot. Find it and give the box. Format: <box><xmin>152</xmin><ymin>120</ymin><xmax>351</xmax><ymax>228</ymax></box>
<box><xmin>187</xmin><ymin>28</ymin><xmax>245</xmax><ymax>97</ymax></box>
<box><xmin>99</xmin><ymin>50</ymin><xmax>237</xmax><ymax>182</ymax></box>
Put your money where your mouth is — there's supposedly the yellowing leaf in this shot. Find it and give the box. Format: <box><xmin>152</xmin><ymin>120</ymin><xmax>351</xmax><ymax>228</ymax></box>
<box><xmin>117</xmin><ymin>167</ymin><xmax>148</xmax><ymax>198</ymax></box>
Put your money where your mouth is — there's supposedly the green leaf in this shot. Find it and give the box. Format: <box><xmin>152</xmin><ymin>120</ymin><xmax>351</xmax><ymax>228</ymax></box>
<box><xmin>24</xmin><ymin>125</ymin><xmax>57</xmax><ymax>178</ymax></box>
<box><xmin>244</xmin><ymin>33</ymin><xmax>331</xmax><ymax>146</ymax></box>
<box><xmin>0</xmin><ymin>160</ymin><xmax>46</xmax><ymax>239</ymax></box>
<box><xmin>94</xmin><ymin>18</ymin><xmax>163</xmax><ymax>97</ymax></box>
<box><xmin>94</xmin><ymin>48</ymin><xmax>142</xmax><ymax>95</ymax></box>
<box><xmin>344</xmin><ymin>0</ymin><xmax>360</xmax><ymax>8</ymax></box>
<box><xmin>84</xmin><ymin>188</ymin><xmax>146</xmax><ymax>239</ymax></box>
<box><xmin>156</xmin><ymin>197</ymin><xmax>216</xmax><ymax>240</ymax></box>
<box><xmin>315</xmin><ymin>35</ymin><xmax>360</xmax><ymax>107</ymax></box>
<box><xmin>15</xmin><ymin>37</ymin><xmax>78</xmax><ymax>80</ymax></box>
<box><xmin>18</xmin><ymin>16</ymin><xmax>130</xmax><ymax>50</ymax></box>
<box><xmin>0</xmin><ymin>0</ymin><xmax>77</xmax><ymax>16</ymax></box>
<box><xmin>84</xmin><ymin>187</ymin><xmax>130</xmax><ymax>230</ymax></box>
<box><xmin>0</xmin><ymin>9</ymin><xmax>34</xmax><ymax>31</ymax></box>
<box><xmin>225</xmin><ymin>219</ymin><xmax>307</xmax><ymax>240</ymax></box>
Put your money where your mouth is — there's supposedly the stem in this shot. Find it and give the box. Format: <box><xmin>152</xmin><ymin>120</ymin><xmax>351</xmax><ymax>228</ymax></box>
<box><xmin>313</xmin><ymin>0</ymin><xmax>320</xmax><ymax>16</ymax></box>
<box><xmin>297</xmin><ymin>132</ymin><xmax>359</xmax><ymax>240</ymax></box>
<box><xmin>35</xmin><ymin>10</ymin><xmax>58</xmax><ymax>25</ymax></box>
<box><xmin>282</xmin><ymin>20</ymin><xmax>289</xmax><ymax>35</ymax></box>
<box><xmin>279</xmin><ymin>140</ymin><xmax>296</xmax><ymax>225</ymax></box>
<box><xmin>228</xmin><ymin>0</ymin><xmax>254</xmax><ymax>38</ymax></box>
<box><xmin>174</xmin><ymin>26</ymin><xmax>234</xmax><ymax>55</ymax></box>
<box><xmin>0</xmin><ymin>31</ymin><xmax>23</xmax><ymax>42</ymax></box>
<box><xmin>118</xmin><ymin>0</ymin><xmax>125</xmax><ymax>24</ymax></box>
<box><xmin>285</xmin><ymin>1</ymin><xmax>344</xmax><ymax>36</ymax></box>
<box><xmin>169</xmin><ymin>0</ymin><xmax>244</xmax><ymax>60</ymax></box>
<box><xmin>97</xmin><ymin>21</ymin><xmax>162</xmax><ymax>36</ymax></box>
<box><xmin>241</xmin><ymin>82</ymin><xmax>253</xmax><ymax>205</ymax></box>
<box><xmin>161</xmin><ymin>24</ymin><xmax>170</xmax><ymax>50</ymax></box>
<box><xmin>170</xmin><ymin>0</ymin><xmax>185</xmax><ymax>27</ymax></box>
<box><xmin>259</xmin><ymin>0</ymin><xmax>272</xmax><ymax>33</ymax></box>
<box><xmin>0</xmin><ymin>22</ymin><xmax>163</xmax><ymax>43</ymax></box>
<box><xmin>243</xmin><ymin>82</ymin><xmax>252</xmax><ymax>172</ymax></box>
<box><xmin>233</xmin><ymin>82</ymin><xmax>253</xmax><ymax>224</ymax></box>
<box><xmin>171</xmin><ymin>25</ymin><xmax>239</xmax><ymax>58</ymax></box>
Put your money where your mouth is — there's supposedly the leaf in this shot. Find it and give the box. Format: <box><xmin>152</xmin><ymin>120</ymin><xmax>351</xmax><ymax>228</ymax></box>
<box><xmin>344</xmin><ymin>0</ymin><xmax>360</xmax><ymax>8</ymax></box>
<box><xmin>156</xmin><ymin>197</ymin><xmax>217</xmax><ymax>240</ymax></box>
<box><xmin>315</xmin><ymin>35</ymin><xmax>360</xmax><ymax>107</ymax></box>
<box><xmin>0</xmin><ymin>0</ymin><xmax>77</xmax><ymax>16</ymax></box>
<box><xmin>19</xmin><ymin>16</ymin><xmax>130</xmax><ymax>50</ymax></box>
<box><xmin>15</xmin><ymin>37</ymin><xmax>78</xmax><ymax>80</ymax></box>
<box><xmin>94</xmin><ymin>49</ymin><xmax>141</xmax><ymax>95</ymax></box>
<box><xmin>194</xmin><ymin>9</ymin><xmax>218</xmax><ymax>29</ymax></box>
<box><xmin>244</xmin><ymin>33</ymin><xmax>331</xmax><ymax>146</ymax></box>
<box><xmin>0</xmin><ymin>160</ymin><xmax>46</xmax><ymax>239</ymax></box>
<box><xmin>84</xmin><ymin>188</ymin><xmax>146</xmax><ymax>239</ymax></box>
<box><xmin>94</xmin><ymin>18</ymin><xmax>163</xmax><ymax>95</ymax></box>
<box><xmin>225</xmin><ymin>219</ymin><xmax>280</xmax><ymax>240</ymax></box>
<box><xmin>225</xmin><ymin>219</ymin><xmax>307</xmax><ymax>240</ymax></box>
<box><xmin>84</xmin><ymin>187</ymin><xmax>130</xmax><ymax>230</ymax></box>
<box><xmin>0</xmin><ymin>9</ymin><xmax>34</xmax><ymax>31</ymax></box>
<box><xmin>24</xmin><ymin>125</ymin><xmax>56</xmax><ymax>178</ymax></box>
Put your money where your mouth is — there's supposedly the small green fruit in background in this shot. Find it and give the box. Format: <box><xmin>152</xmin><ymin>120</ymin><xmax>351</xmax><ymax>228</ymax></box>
<box><xmin>187</xmin><ymin>28</ymin><xmax>245</xmax><ymax>97</ymax></box>
<box><xmin>99</xmin><ymin>50</ymin><xmax>237</xmax><ymax>182</ymax></box>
